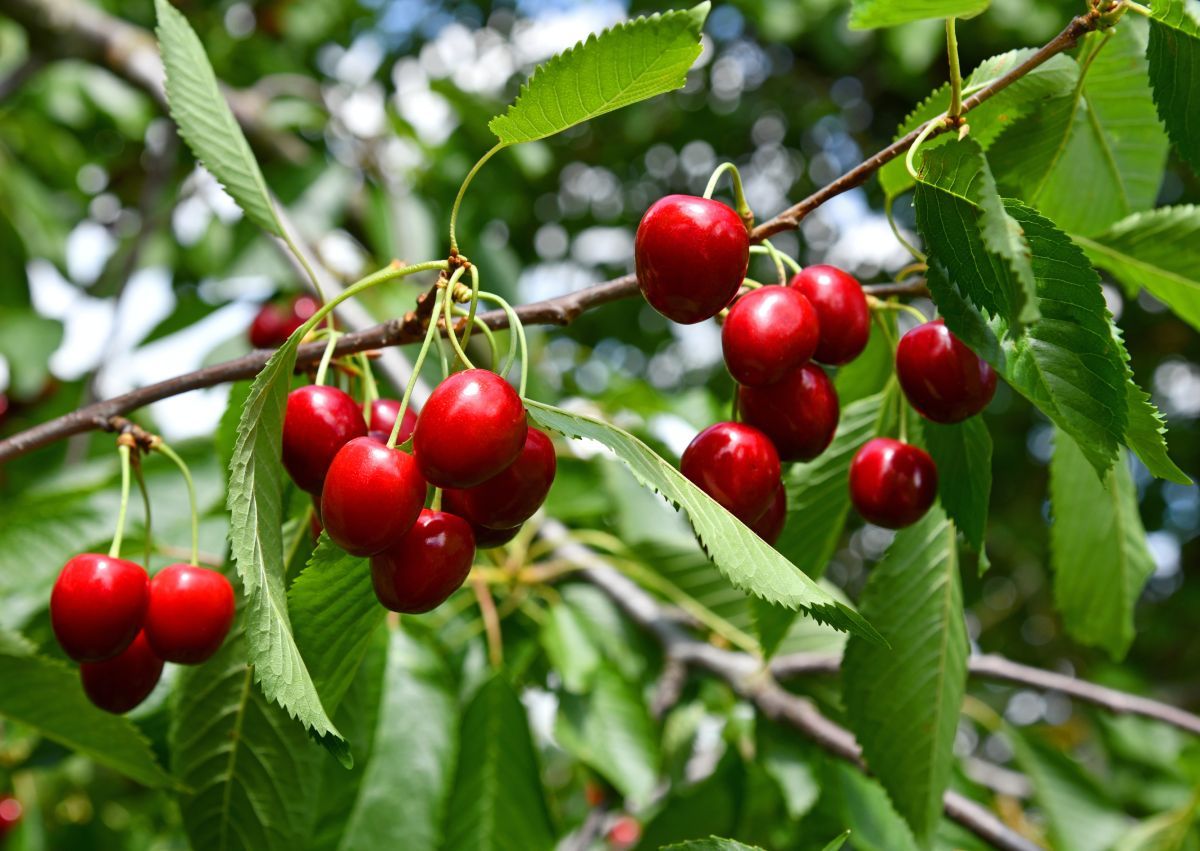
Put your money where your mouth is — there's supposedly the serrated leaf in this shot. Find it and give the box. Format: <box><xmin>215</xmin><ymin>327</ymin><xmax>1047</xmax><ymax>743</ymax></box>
<box><xmin>843</xmin><ymin>505</ymin><xmax>968</xmax><ymax>844</ymax></box>
<box><xmin>488</xmin><ymin>4</ymin><xmax>708</xmax><ymax>145</ymax></box>
<box><xmin>155</xmin><ymin>0</ymin><xmax>283</xmax><ymax>236</ymax></box>
<box><xmin>848</xmin><ymin>0</ymin><xmax>988</xmax><ymax>30</ymax></box>
<box><xmin>922</xmin><ymin>417</ymin><xmax>992</xmax><ymax>560</ymax></box>
<box><xmin>526</xmin><ymin>400</ymin><xmax>884</xmax><ymax>646</ymax></box>
<box><xmin>1124</xmin><ymin>379</ymin><xmax>1190</xmax><ymax>484</ymax></box>
<box><xmin>821</xmin><ymin>762</ymin><xmax>919</xmax><ymax>851</ymax></box>
<box><xmin>1148</xmin><ymin>0</ymin><xmax>1200</xmax><ymax>175</ymax></box>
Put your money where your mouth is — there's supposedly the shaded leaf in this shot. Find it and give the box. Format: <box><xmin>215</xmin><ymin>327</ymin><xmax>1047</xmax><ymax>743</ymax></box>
<box><xmin>639</xmin><ymin>750</ymin><xmax>745</xmax><ymax>848</ymax></box>
<box><xmin>923</xmin><ymin>417</ymin><xmax>992</xmax><ymax>560</ymax></box>
<box><xmin>819</xmin><ymin>762</ymin><xmax>919</xmax><ymax>851</ymax></box>
<box><xmin>0</xmin><ymin>309</ymin><xmax>61</xmax><ymax>399</ymax></box>
<box><xmin>849</xmin><ymin>0</ymin><xmax>988</xmax><ymax>30</ymax></box>
<box><xmin>1123</xmin><ymin>378</ymin><xmax>1191</xmax><ymax>485</ymax></box>
<box><xmin>1147</xmin><ymin>0</ymin><xmax>1200</xmax><ymax>175</ymax></box>
<box><xmin>539</xmin><ymin>600</ymin><xmax>602</xmax><ymax>693</ymax></box>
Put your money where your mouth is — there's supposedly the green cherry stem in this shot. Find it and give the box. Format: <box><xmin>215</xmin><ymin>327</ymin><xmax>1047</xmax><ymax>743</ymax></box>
<box><xmin>452</xmin><ymin>305</ymin><xmax>500</xmax><ymax>369</ymax></box>
<box><xmin>761</xmin><ymin>239</ymin><xmax>788</xmax><ymax>285</ymax></box>
<box><xmin>387</xmin><ymin>286</ymin><xmax>448</xmax><ymax>449</ymax></box>
<box><xmin>946</xmin><ymin>17</ymin><xmax>964</xmax><ymax>120</ymax></box>
<box><xmin>869</xmin><ymin>297</ymin><xmax>929</xmax><ymax>325</ymax></box>
<box><xmin>431</xmin><ymin>487</ymin><xmax>443</xmax><ymax>511</ymax></box>
<box><xmin>478</xmin><ymin>291</ymin><xmax>528</xmax><ymax>397</ymax></box>
<box><xmin>461</xmin><ymin>264</ymin><xmax>481</xmax><ymax>349</ymax></box>
<box><xmin>449</xmin><ymin>143</ymin><xmax>505</xmax><ymax>254</ymax></box>
<box><xmin>153</xmin><ymin>439</ymin><xmax>200</xmax><ymax>567</ymax></box>
<box><xmin>442</xmin><ymin>266</ymin><xmax>475</xmax><ymax>370</ymax></box>
<box><xmin>905</xmin><ymin>115</ymin><xmax>946</xmax><ymax>181</ymax></box>
<box><xmin>108</xmin><ymin>442</ymin><xmax>133</xmax><ymax>559</ymax></box>
<box><xmin>885</xmin><ymin>196</ymin><xmax>927</xmax><ymax>263</ymax></box>
<box><xmin>703</xmin><ymin>162</ymin><xmax>753</xmax><ymax>225</ymax></box>
<box><xmin>1122</xmin><ymin>0</ymin><xmax>1151</xmax><ymax>16</ymax></box>
<box><xmin>131</xmin><ymin>453</ymin><xmax>152</xmax><ymax>570</ymax></box>
<box><xmin>751</xmin><ymin>243</ymin><xmax>802</xmax><ymax>275</ymax></box>
<box><xmin>280</xmin><ymin>226</ymin><xmax>327</xmax><ymax>304</ymax></box>
<box><xmin>313</xmin><ymin>330</ymin><xmax>341</xmax><ymax>386</ymax></box>
<box><xmin>358</xmin><ymin>351</ymin><xmax>379</xmax><ymax>420</ymax></box>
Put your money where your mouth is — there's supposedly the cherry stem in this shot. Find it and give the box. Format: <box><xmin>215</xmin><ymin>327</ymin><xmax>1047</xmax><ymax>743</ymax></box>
<box><xmin>153</xmin><ymin>439</ymin><xmax>200</xmax><ymax>567</ymax></box>
<box><xmin>280</xmin><ymin>226</ymin><xmax>327</xmax><ymax>304</ymax></box>
<box><xmin>1122</xmin><ymin>0</ymin><xmax>1151</xmax><ymax>16</ymax></box>
<box><xmin>442</xmin><ymin>266</ymin><xmax>474</xmax><ymax>370</ymax></box>
<box><xmin>461</xmin><ymin>264</ymin><xmax>481</xmax><ymax>349</ymax></box>
<box><xmin>905</xmin><ymin>115</ymin><xmax>947</xmax><ymax>181</ymax></box>
<box><xmin>388</xmin><ymin>286</ymin><xmax>447</xmax><ymax>449</ymax></box>
<box><xmin>109</xmin><ymin>442</ymin><xmax>133</xmax><ymax>559</ymax></box>
<box><xmin>452</xmin><ymin>305</ymin><xmax>500</xmax><ymax>369</ymax></box>
<box><xmin>131</xmin><ymin>453</ymin><xmax>152</xmax><ymax>570</ymax></box>
<box><xmin>870</xmin><ymin>297</ymin><xmax>929</xmax><ymax>325</ymax></box>
<box><xmin>358</xmin><ymin>351</ymin><xmax>379</xmax><ymax>420</ymax></box>
<box><xmin>885</xmin><ymin>196</ymin><xmax>927</xmax><ymax>263</ymax></box>
<box><xmin>761</xmin><ymin>240</ymin><xmax>788</xmax><ymax>285</ymax></box>
<box><xmin>899</xmin><ymin>394</ymin><xmax>910</xmax><ymax>444</ymax></box>
<box><xmin>751</xmin><ymin>243</ymin><xmax>801</xmax><ymax>276</ymax></box>
<box><xmin>872</xmin><ymin>309</ymin><xmax>898</xmax><ymax>350</ymax></box>
<box><xmin>478</xmin><ymin>291</ymin><xmax>528</xmax><ymax>397</ymax></box>
<box><xmin>313</xmin><ymin>331</ymin><xmax>341</xmax><ymax>386</ymax></box>
<box><xmin>946</xmin><ymin>18</ymin><xmax>964</xmax><ymax>120</ymax></box>
<box><xmin>449</xmin><ymin>143</ymin><xmax>505</xmax><ymax>254</ymax></box>
<box><xmin>431</xmin><ymin>487</ymin><xmax>443</xmax><ymax>512</ymax></box>
<box><xmin>703</xmin><ymin>162</ymin><xmax>754</xmax><ymax>226</ymax></box>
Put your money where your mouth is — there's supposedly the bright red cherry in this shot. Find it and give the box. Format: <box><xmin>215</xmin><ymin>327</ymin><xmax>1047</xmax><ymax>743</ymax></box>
<box><xmin>144</xmin><ymin>564</ymin><xmax>235</xmax><ymax>664</ymax></box>
<box><xmin>442</xmin><ymin>428</ymin><xmax>556</xmax><ymax>530</ymax></box>
<box><xmin>0</xmin><ymin>796</ymin><xmax>22</xmax><ymax>837</ymax></box>
<box><xmin>607</xmin><ymin>815</ymin><xmax>642</xmax><ymax>850</ymax></box>
<box><xmin>320</xmin><ymin>437</ymin><xmax>427</xmax><ymax>556</ymax></box>
<box><xmin>282</xmin><ymin>385</ymin><xmax>368</xmax><ymax>494</ymax></box>
<box><xmin>80</xmin><ymin>631</ymin><xmax>164</xmax><ymax>714</ymax></box>
<box><xmin>471</xmin><ymin>522</ymin><xmax>522</xmax><ymax>550</ymax></box>
<box><xmin>738</xmin><ymin>363</ymin><xmax>839</xmax><ymax>462</ymax></box>
<box><xmin>370</xmin><ymin>510</ymin><xmax>475</xmax><ymax>613</ymax></box>
<box><xmin>849</xmin><ymin>438</ymin><xmax>938</xmax><ymax>529</ymax></box>
<box><xmin>413</xmin><ymin>369</ymin><xmax>527</xmax><ymax>489</ymax></box>
<box><xmin>635</xmin><ymin>195</ymin><xmax>750</xmax><ymax>324</ymax></box>
<box><xmin>248</xmin><ymin>294</ymin><xmax>319</xmax><ymax>349</ymax></box>
<box><xmin>749</xmin><ymin>483</ymin><xmax>787</xmax><ymax>544</ymax></box>
<box><xmin>721</xmin><ymin>286</ymin><xmax>819</xmax><ymax>386</ymax></box>
<box><xmin>368</xmin><ymin>398</ymin><xmax>418</xmax><ymax>445</ymax></box>
<box><xmin>789</xmin><ymin>265</ymin><xmax>870</xmax><ymax>365</ymax></box>
<box><xmin>51</xmin><ymin>554</ymin><xmax>149</xmax><ymax>663</ymax></box>
<box><xmin>681</xmin><ymin>422</ymin><xmax>781</xmax><ymax>525</ymax></box>
<box><xmin>896</xmin><ymin>319</ymin><xmax>997</xmax><ymax>424</ymax></box>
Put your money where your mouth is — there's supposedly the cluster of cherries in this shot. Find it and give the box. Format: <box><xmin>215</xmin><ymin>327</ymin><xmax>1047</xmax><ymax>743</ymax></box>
<box><xmin>50</xmin><ymin>556</ymin><xmax>234</xmax><ymax>714</ymax></box>
<box><xmin>283</xmin><ymin>368</ymin><xmax>555</xmax><ymax>613</ymax></box>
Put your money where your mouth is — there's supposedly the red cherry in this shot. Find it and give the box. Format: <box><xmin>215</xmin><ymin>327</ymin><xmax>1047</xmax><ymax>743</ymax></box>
<box><xmin>144</xmin><ymin>564</ymin><xmax>235</xmax><ymax>665</ymax></box>
<box><xmin>370</xmin><ymin>510</ymin><xmax>475</xmax><ymax>613</ymax></box>
<box><xmin>368</xmin><ymin>398</ymin><xmax>418</xmax><ymax>445</ymax></box>
<box><xmin>442</xmin><ymin>428</ymin><xmax>556</xmax><ymax>530</ymax></box>
<box><xmin>607</xmin><ymin>815</ymin><xmax>641</xmax><ymax>849</ymax></box>
<box><xmin>721</xmin><ymin>286</ymin><xmax>820</xmax><ymax>386</ymax></box>
<box><xmin>80</xmin><ymin>631</ymin><xmax>164</xmax><ymax>714</ymax></box>
<box><xmin>0</xmin><ymin>796</ymin><xmax>22</xmax><ymax>837</ymax></box>
<box><xmin>738</xmin><ymin>363</ymin><xmax>839</xmax><ymax>462</ymax></box>
<box><xmin>413</xmin><ymin>369</ymin><xmax>527</xmax><ymax>489</ymax></box>
<box><xmin>471</xmin><ymin>522</ymin><xmax>522</xmax><ymax>549</ymax></box>
<box><xmin>248</xmin><ymin>295</ymin><xmax>320</xmax><ymax>349</ymax></box>
<box><xmin>51</xmin><ymin>554</ymin><xmax>149</xmax><ymax>663</ymax></box>
<box><xmin>282</xmin><ymin>385</ymin><xmax>368</xmax><ymax>494</ymax></box>
<box><xmin>681</xmin><ymin>422</ymin><xmax>781</xmax><ymax>525</ymax></box>
<box><xmin>635</xmin><ymin>195</ymin><xmax>749</xmax><ymax>324</ymax></box>
<box><xmin>749</xmin><ymin>483</ymin><xmax>787</xmax><ymax>544</ymax></box>
<box><xmin>320</xmin><ymin>437</ymin><xmax>427</xmax><ymax>556</ymax></box>
<box><xmin>849</xmin><ymin>438</ymin><xmax>938</xmax><ymax>529</ymax></box>
<box><xmin>789</xmin><ymin>265</ymin><xmax>870</xmax><ymax>365</ymax></box>
<box><xmin>896</xmin><ymin>319</ymin><xmax>997</xmax><ymax>424</ymax></box>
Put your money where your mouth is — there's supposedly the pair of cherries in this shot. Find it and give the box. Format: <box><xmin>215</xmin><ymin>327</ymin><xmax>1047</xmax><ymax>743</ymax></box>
<box><xmin>50</xmin><ymin>556</ymin><xmax>234</xmax><ymax>713</ymax></box>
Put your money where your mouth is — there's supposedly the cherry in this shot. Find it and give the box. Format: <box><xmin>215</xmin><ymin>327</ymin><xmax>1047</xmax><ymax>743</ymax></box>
<box><xmin>738</xmin><ymin>363</ymin><xmax>839</xmax><ymax>461</ymax></box>
<box><xmin>470</xmin><ymin>522</ymin><xmax>522</xmax><ymax>550</ymax></box>
<box><xmin>248</xmin><ymin>294</ymin><xmax>319</xmax><ymax>349</ymax></box>
<box><xmin>442</xmin><ymin>428</ymin><xmax>556</xmax><ymax>531</ymax></box>
<box><xmin>0</xmin><ymin>796</ymin><xmax>21</xmax><ymax>838</ymax></box>
<box><xmin>144</xmin><ymin>564</ymin><xmax>235</xmax><ymax>664</ymax></box>
<box><xmin>320</xmin><ymin>437</ymin><xmax>427</xmax><ymax>556</ymax></box>
<box><xmin>368</xmin><ymin>398</ymin><xmax>418</xmax><ymax>445</ymax></box>
<box><xmin>749</xmin><ymin>483</ymin><xmax>787</xmax><ymax>544</ymax></box>
<box><xmin>607</xmin><ymin>816</ymin><xmax>642</xmax><ymax>850</ymax></box>
<box><xmin>681</xmin><ymin>422</ymin><xmax>781</xmax><ymax>525</ymax></box>
<box><xmin>721</xmin><ymin>286</ymin><xmax>820</xmax><ymax>386</ymax></box>
<box><xmin>896</xmin><ymin>319</ymin><xmax>997</xmax><ymax>424</ymax></box>
<box><xmin>51</xmin><ymin>554</ymin><xmax>149</xmax><ymax>663</ymax></box>
<box><xmin>849</xmin><ymin>438</ymin><xmax>938</xmax><ymax>529</ymax></box>
<box><xmin>282</xmin><ymin>384</ymin><xmax>367</xmax><ymax>494</ymax></box>
<box><xmin>370</xmin><ymin>510</ymin><xmax>475</xmax><ymax>613</ymax></box>
<box><xmin>635</xmin><ymin>194</ymin><xmax>749</xmax><ymax>324</ymax></box>
<box><xmin>80</xmin><ymin>631</ymin><xmax>164</xmax><ymax>714</ymax></box>
<box><xmin>413</xmin><ymin>369</ymin><xmax>527</xmax><ymax>489</ymax></box>
<box><xmin>789</xmin><ymin>265</ymin><xmax>870</xmax><ymax>365</ymax></box>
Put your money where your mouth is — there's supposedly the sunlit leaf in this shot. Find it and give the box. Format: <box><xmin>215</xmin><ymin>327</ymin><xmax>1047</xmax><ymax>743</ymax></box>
<box><xmin>849</xmin><ymin>0</ymin><xmax>988</xmax><ymax>30</ymax></box>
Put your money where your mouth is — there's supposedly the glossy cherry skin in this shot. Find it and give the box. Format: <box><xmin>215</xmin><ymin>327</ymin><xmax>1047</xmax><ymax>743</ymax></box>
<box><xmin>635</xmin><ymin>195</ymin><xmax>750</xmax><ymax>324</ymax></box>
<box><xmin>51</xmin><ymin>554</ymin><xmax>149</xmax><ymax>663</ymax></box>
<box><xmin>849</xmin><ymin>438</ymin><xmax>938</xmax><ymax>529</ymax></box>
<box><xmin>681</xmin><ymin>422</ymin><xmax>781</xmax><ymax>525</ymax></box>
<box><xmin>0</xmin><ymin>796</ymin><xmax>22</xmax><ymax>837</ymax></box>
<box><xmin>144</xmin><ymin>564</ymin><xmax>235</xmax><ymax>664</ymax></box>
<box><xmin>80</xmin><ymin>631</ymin><xmax>164</xmax><ymax>714</ymax></box>
<box><xmin>442</xmin><ymin>428</ymin><xmax>556</xmax><ymax>530</ymax></box>
<box><xmin>789</xmin><ymin>265</ymin><xmax>870</xmax><ymax>365</ymax></box>
<box><xmin>370</xmin><ymin>510</ymin><xmax>476</xmax><ymax>613</ymax></box>
<box><xmin>471</xmin><ymin>522</ymin><xmax>522</xmax><ymax>549</ymax></box>
<box><xmin>721</xmin><ymin>286</ymin><xmax>820</xmax><ymax>386</ymax></box>
<box><xmin>413</xmin><ymin>369</ymin><xmax>528</xmax><ymax>489</ymax></box>
<box><xmin>320</xmin><ymin>437</ymin><xmax>427</xmax><ymax>556</ymax></box>
<box><xmin>282</xmin><ymin>384</ymin><xmax>368</xmax><ymax>494</ymax></box>
<box><xmin>248</xmin><ymin>295</ymin><xmax>319</xmax><ymax>349</ymax></box>
<box><xmin>368</xmin><ymin>398</ymin><xmax>418</xmax><ymax>445</ymax></box>
<box><xmin>738</xmin><ymin>363</ymin><xmax>840</xmax><ymax>462</ymax></box>
<box><xmin>749</xmin><ymin>483</ymin><xmax>787</xmax><ymax>544</ymax></box>
<box><xmin>896</xmin><ymin>319</ymin><xmax>997</xmax><ymax>424</ymax></box>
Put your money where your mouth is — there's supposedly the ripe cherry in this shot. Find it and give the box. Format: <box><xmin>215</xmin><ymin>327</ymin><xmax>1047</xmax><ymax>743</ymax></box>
<box><xmin>413</xmin><ymin>369</ymin><xmax>527</xmax><ymax>489</ymax></box>
<box><xmin>790</xmin><ymin>265</ymin><xmax>870</xmax><ymax>365</ymax></box>
<box><xmin>635</xmin><ymin>195</ymin><xmax>749</xmax><ymax>324</ymax></box>
<box><xmin>368</xmin><ymin>398</ymin><xmax>418</xmax><ymax>445</ymax></box>
<box><xmin>470</xmin><ymin>522</ymin><xmax>522</xmax><ymax>550</ymax></box>
<box><xmin>607</xmin><ymin>815</ymin><xmax>642</xmax><ymax>850</ymax></box>
<box><xmin>896</xmin><ymin>319</ymin><xmax>997</xmax><ymax>424</ymax></box>
<box><xmin>849</xmin><ymin>438</ymin><xmax>938</xmax><ymax>529</ymax></box>
<box><xmin>51</xmin><ymin>554</ymin><xmax>149</xmax><ymax>663</ymax></box>
<box><xmin>721</xmin><ymin>286</ymin><xmax>819</xmax><ymax>386</ymax></box>
<box><xmin>282</xmin><ymin>385</ymin><xmax>367</xmax><ymax>494</ymax></box>
<box><xmin>749</xmin><ymin>483</ymin><xmax>787</xmax><ymax>545</ymax></box>
<box><xmin>320</xmin><ymin>437</ymin><xmax>427</xmax><ymax>556</ymax></box>
<box><xmin>442</xmin><ymin>428</ymin><xmax>556</xmax><ymax>531</ymax></box>
<box><xmin>80</xmin><ymin>631</ymin><xmax>164</xmax><ymax>714</ymax></box>
<box><xmin>0</xmin><ymin>796</ymin><xmax>22</xmax><ymax>838</ymax></box>
<box><xmin>681</xmin><ymin>422</ymin><xmax>781</xmax><ymax>525</ymax></box>
<box><xmin>738</xmin><ymin>363</ymin><xmax>839</xmax><ymax>462</ymax></box>
<box><xmin>370</xmin><ymin>510</ymin><xmax>475</xmax><ymax>613</ymax></box>
<box><xmin>144</xmin><ymin>564</ymin><xmax>235</xmax><ymax>665</ymax></box>
<box><xmin>248</xmin><ymin>294</ymin><xmax>319</xmax><ymax>349</ymax></box>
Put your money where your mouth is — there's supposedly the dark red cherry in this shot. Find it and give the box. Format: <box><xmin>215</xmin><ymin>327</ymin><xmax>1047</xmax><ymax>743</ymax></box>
<box><xmin>442</xmin><ymin>428</ymin><xmax>556</xmax><ymax>530</ymax></box>
<box><xmin>320</xmin><ymin>437</ymin><xmax>427</xmax><ymax>556</ymax></box>
<box><xmin>80</xmin><ymin>631</ymin><xmax>164</xmax><ymax>714</ymax></box>
<box><xmin>789</xmin><ymin>265</ymin><xmax>870</xmax><ymax>365</ymax></box>
<box><xmin>896</xmin><ymin>319</ymin><xmax>997</xmax><ymax>424</ymax></box>
<box><xmin>144</xmin><ymin>564</ymin><xmax>235</xmax><ymax>665</ymax></box>
<box><xmin>51</xmin><ymin>554</ymin><xmax>149</xmax><ymax>662</ymax></box>
<box><xmin>738</xmin><ymin>363</ymin><xmax>839</xmax><ymax>462</ymax></box>
<box><xmin>368</xmin><ymin>398</ymin><xmax>418</xmax><ymax>445</ymax></box>
<box><xmin>413</xmin><ymin>369</ymin><xmax>527</xmax><ymax>489</ymax></box>
<box><xmin>248</xmin><ymin>294</ymin><xmax>319</xmax><ymax>349</ymax></box>
<box><xmin>635</xmin><ymin>195</ymin><xmax>750</xmax><ymax>324</ymax></box>
<box><xmin>749</xmin><ymin>483</ymin><xmax>787</xmax><ymax>544</ymax></box>
<box><xmin>849</xmin><ymin>438</ymin><xmax>938</xmax><ymax>529</ymax></box>
<box><xmin>370</xmin><ymin>510</ymin><xmax>475</xmax><ymax>613</ymax></box>
<box><xmin>721</xmin><ymin>286</ymin><xmax>819</xmax><ymax>386</ymax></box>
<box><xmin>282</xmin><ymin>384</ymin><xmax>368</xmax><ymax>494</ymax></box>
<box><xmin>470</xmin><ymin>522</ymin><xmax>522</xmax><ymax>549</ymax></box>
<box><xmin>0</xmin><ymin>795</ymin><xmax>22</xmax><ymax>837</ymax></box>
<box><xmin>681</xmin><ymin>422</ymin><xmax>781</xmax><ymax>525</ymax></box>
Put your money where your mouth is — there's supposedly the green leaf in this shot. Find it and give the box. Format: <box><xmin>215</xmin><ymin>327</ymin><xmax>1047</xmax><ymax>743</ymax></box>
<box><xmin>154</xmin><ymin>0</ymin><xmax>283</xmax><ymax>236</ymax></box>
<box><xmin>922</xmin><ymin>417</ymin><xmax>992</xmax><ymax>560</ymax></box>
<box><xmin>662</xmin><ymin>839</ymin><xmax>765</xmax><ymax>851</ymax></box>
<box><xmin>820</xmin><ymin>832</ymin><xmax>852</xmax><ymax>851</ymax></box>
<box><xmin>639</xmin><ymin>750</ymin><xmax>745</xmax><ymax>848</ymax></box>
<box><xmin>819</xmin><ymin>762</ymin><xmax>918</xmax><ymax>851</ymax></box>
<box><xmin>990</xmin><ymin>22</ymin><xmax>1168</xmax><ymax>236</ymax></box>
<box><xmin>843</xmin><ymin>505</ymin><xmax>968</xmax><ymax>844</ymax></box>
<box><xmin>848</xmin><ymin>0</ymin><xmax>988</xmax><ymax>30</ymax></box>
<box><xmin>1124</xmin><ymin>378</ymin><xmax>1191</xmax><ymax>484</ymax></box>
<box><xmin>539</xmin><ymin>599</ymin><xmax>602</xmax><ymax>693</ymax></box>
<box><xmin>441</xmin><ymin>675</ymin><xmax>555</xmax><ymax>851</ymax></box>
<box><xmin>757</xmin><ymin>722</ymin><xmax>820</xmax><ymax>821</ymax></box>
<box><xmin>525</xmin><ymin>400</ymin><xmax>884</xmax><ymax>646</ymax></box>
<box><xmin>488</xmin><ymin>4</ymin><xmax>708</xmax><ymax>145</ymax></box>
<box><xmin>835</xmin><ymin>313</ymin><xmax>898</xmax><ymax>404</ymax></box>
<box><xmin>0</xmin><ymin>309</ymin><xmax>62</xmax><ymax>399</ymax></box>
<box><xmin>1147</xmin><ymin>0</ymin><xmax>1200</xmax><ymax>175</ymax></box>
<box><xmin>1050</xmin><ymin>433</ymin><xmax>1155</xmax><ymax>660</ymax></box>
